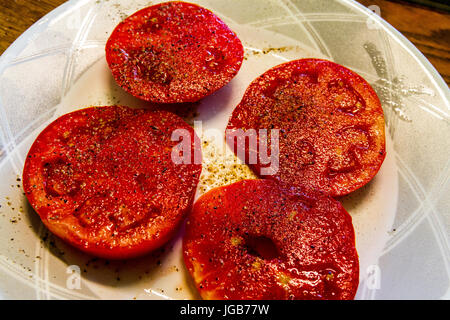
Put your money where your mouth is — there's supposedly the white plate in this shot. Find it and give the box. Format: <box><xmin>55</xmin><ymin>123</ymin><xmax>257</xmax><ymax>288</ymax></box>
<box><xmin>0</xmin><ymin>0</ymin><xmax>448</xmax><ymax>300</ymax></box>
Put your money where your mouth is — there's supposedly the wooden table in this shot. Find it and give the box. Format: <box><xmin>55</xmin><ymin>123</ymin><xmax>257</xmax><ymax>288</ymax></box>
<box><xmin>0</xmin><ymin>0</ymin><xmax>449</xmax><ymax>85</ymax></box>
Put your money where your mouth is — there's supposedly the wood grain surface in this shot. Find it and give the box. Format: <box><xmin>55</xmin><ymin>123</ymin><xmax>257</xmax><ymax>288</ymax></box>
<box><xmin>358</xmin><ymin>0</ymin><xmax>450</xmax><ymax>85</ymax></box>
<box><xmin>0</xmin><ymin>0</ymin><xmax>449</xmax><ymax>85</ymax></box>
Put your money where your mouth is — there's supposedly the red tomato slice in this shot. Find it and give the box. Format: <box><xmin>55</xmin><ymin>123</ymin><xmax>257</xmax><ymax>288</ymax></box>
<box><xmin>227</xmin><ymin>59</ymin><xmax>386</xmax><ymax>197</ymax></box>
<box><xmin>183</xmin><ymin>179</ymin><xmax>359</xmax><ymax>300</ymax></box>
<box><xmin>23</xmin><ymin>106</ymin><xmax>201</xmax><ymax>259</ymax></box>
<box><xmin>105</xmin><ymin>1</ymin><xmax>244</xmax><ymax>103</ymax></box>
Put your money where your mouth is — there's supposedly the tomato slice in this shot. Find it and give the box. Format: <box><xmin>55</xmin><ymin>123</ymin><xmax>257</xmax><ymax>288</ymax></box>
<box><xmin>227</xmin><ymin>59</ymin><xmax>386</xmax><ymax>197</ymax></box>
<box><xmin>106</xmin><ymin>1</ymin><xmax>244</xmax><ymax>103</ymax></box>
<box><xmin>183</xmin><ymin>179</ymin><xmax>359</xmax><ymax>300</ymax></box>
<box><xmin>23</xmin><ymin>106</ymin><xmax>201</xmax><ymax>259</ymax></box>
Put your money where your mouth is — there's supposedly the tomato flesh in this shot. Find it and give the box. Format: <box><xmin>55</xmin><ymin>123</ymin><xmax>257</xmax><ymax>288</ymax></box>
<box><xmin>183</xmin><ymin>179</ymin><xmax>359</xmax><ymax>300</ymax></box>
<box><xmin>23</xmin><ymin>106</ymin><xmax>201</xmax><ymax>259</ymax></box>
<box><xmin>227</xmin><ymin>59</ymin><xmax>386</xmax><ymax>197</ymax></box>
<box><xmin>106</xmin><ymin>1</ymin><xmax>244</xmax><ymax>103</ymax></box>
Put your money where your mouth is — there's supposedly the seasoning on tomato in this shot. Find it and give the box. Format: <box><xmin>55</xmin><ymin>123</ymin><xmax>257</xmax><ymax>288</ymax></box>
<box><xmin>183</xmin><ymin>179</ymin><xmax>359</xmax><ymax>300</ymax></box>
<box><xmin>227</xmin><ymin>59</ymin><xmax>386</xmax><ymax>197</ymax></box>
<box><xmin>105</xmin><ymin>1</ymin><xmax>244</xmax><ymax>103</ymax></box>
<box><xmin>23</xmin><ymin>106</ymin><xmax>202</xmax><ymax>259</ymax></box>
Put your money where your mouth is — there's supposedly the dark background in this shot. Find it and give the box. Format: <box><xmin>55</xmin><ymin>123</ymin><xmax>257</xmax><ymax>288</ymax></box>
<box><xmin>0</xmin><ymin>0</ymin><xmax>449</xmax><ymax>85</ymax></box>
